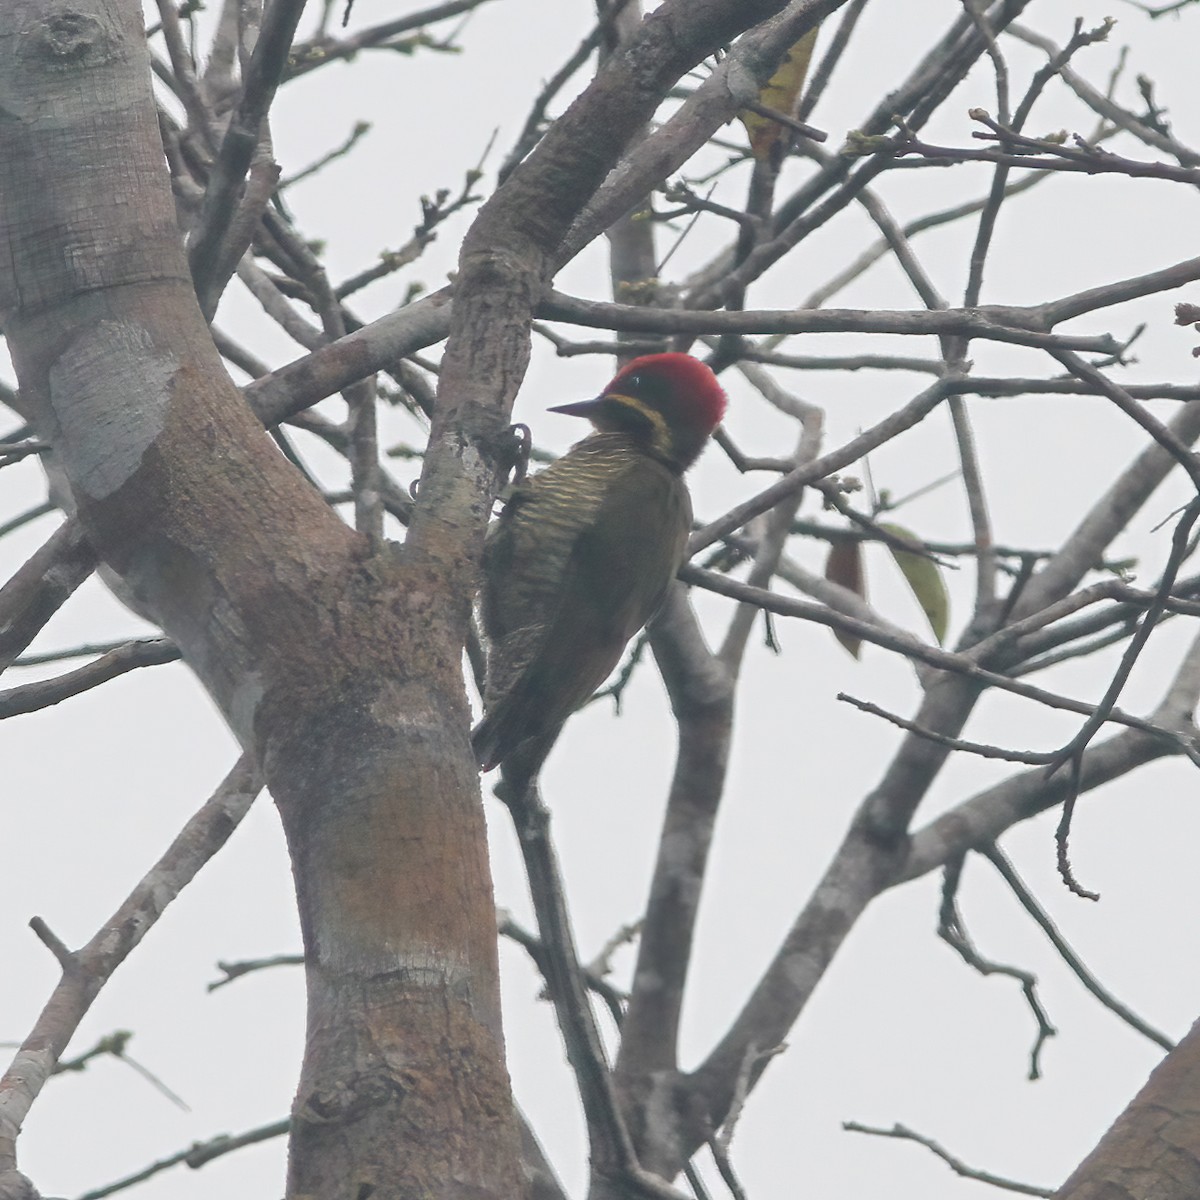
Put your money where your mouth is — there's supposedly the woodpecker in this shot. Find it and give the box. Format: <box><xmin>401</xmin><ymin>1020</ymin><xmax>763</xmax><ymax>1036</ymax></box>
<box><xmin>472</xmin><ymin>353</ymin><xmax>727</xmax><ymax>776</ymax></box>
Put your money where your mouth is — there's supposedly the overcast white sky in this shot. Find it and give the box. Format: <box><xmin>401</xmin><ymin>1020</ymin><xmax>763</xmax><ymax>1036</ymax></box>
<box><xmin>4</xmin><ymin>2</ymin><xmax>1200</xmax><ymax>1198</ymax></box>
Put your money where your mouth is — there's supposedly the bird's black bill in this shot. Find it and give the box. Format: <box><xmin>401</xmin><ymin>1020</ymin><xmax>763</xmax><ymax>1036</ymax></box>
<box><xmin>547</xmin><ymin>396</ymin><xmax>605</xmax><ymax>418</ymax></box>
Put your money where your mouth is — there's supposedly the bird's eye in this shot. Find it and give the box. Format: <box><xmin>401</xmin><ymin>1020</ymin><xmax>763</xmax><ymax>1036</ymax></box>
<box><xmin>626</xmin><ymin>374</ymin><xmax>642</xmax><ymax>389</ymax></box>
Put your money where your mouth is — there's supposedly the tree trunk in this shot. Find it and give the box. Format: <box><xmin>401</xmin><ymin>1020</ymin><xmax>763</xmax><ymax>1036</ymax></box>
<box><xmin>0</xmin><ymin>2</ymin><xmax>523</xmax><ymax>1195</ymax></box>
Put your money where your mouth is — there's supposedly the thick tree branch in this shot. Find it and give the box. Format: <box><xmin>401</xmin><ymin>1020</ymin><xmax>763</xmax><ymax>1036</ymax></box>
<box><xmin>616</xmin><ymin>586</ymin><xmax>735</xmax><ymax>1165</ymax></box>
<box><xmin>561</xmin><ymin>0</ymin><xmax>851</xmax><ymax>262</ymax></box>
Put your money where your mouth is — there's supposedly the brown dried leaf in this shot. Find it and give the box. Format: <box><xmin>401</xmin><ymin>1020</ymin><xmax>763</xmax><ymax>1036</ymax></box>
<box><xmin>825</xmin><ymin>538</ymin><xmax>865</xmax><ymax>659</ymax></box>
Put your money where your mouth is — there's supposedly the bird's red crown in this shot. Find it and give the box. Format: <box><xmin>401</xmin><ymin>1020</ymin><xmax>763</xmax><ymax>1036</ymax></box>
<box><xmin>606</xmin><ymin>353</ymin><xmax>727</xmax><ymax>434</ymax></box>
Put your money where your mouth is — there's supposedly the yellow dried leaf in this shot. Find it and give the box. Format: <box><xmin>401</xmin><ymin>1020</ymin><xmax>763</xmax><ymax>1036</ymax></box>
<box><xmin>738</xmin><ymin>28</ymin><xmax>820</xmax><ymax>161</ymax></box>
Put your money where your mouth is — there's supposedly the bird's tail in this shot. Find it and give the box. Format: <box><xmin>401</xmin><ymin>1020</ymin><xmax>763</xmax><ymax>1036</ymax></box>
<box><xmin>471</xmin><ymin>708</ymin><xmax>561</xmax><ymax>782</ymax></box>
<box><xmin>470</xmin><ymin>712</ymin><xmax>506</xmax><ymax>773</ymax></box>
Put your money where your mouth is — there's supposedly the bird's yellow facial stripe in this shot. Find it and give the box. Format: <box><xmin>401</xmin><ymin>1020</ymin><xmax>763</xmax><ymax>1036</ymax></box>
<box><xmin>605</xmin><ymin>392</ymin><xmax>673</xmax><ymax>457</ymax></box>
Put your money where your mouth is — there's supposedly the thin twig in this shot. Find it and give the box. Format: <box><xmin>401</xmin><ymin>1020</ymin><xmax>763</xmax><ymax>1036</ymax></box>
<box><xmin>946</xmin><ymin>396</ymin><xmax>997</xmax><ymax>614</ymax></box>
<box><xmin>0</xmin><ymin>501</ymin><xmax>55</xmax><ymax>540</ymax></box>
<box><xmin>681</xmin><ymin>565</ymin><xmax>1197</xmax><ymax>758</ymax></box>
<box><xmin>983</xmin><ymin>845</ymin><xmax>1175</xmax><ymax>1051</ymax></box>
<box><xmin>207</xmin><ymin>954</ymin><xmax>304</xmax><ymax>992</ymax></box>
<box><xmin>1044</xmin><ymin>495</ymin><xmax>1200</xmax><ymax>897</ymax></box>
<box><xmin>838</xmin><ymin>693</ymin><xmax>1053</xmax><ymax>764</ymax></box>
<box><xmin>335</xmin><ymin>157</ymin><xmax>487</xmax><ymax>299</ymax></box>
<box><xmin>78</xmin><ymin>1117</ymin><xmax>290</xmax><ymax>1199</ymax></box>
<box><xmin>740</xmin><ymin>99</ymin><xmax>827</xmax><ymax>143</ymax></box>
<box><xmin>497</xmin><ymin>0</ymin><xmax>634</xmax><ymax>182</ymax></box>
<box><xmin>883</xmin><ymin>126</ymin><xmax>1200</xmax><ymax>186</ymax></box>
<box><xmin>1008</xmin><ymin>21</ymin><xmax>1200</xmax><ymax>166</ymax></box>
<box><xmin>13</xmin><ymin>639</ymin><xmax>149</xmax><ymax>667</ymax></box>
<box><xmin>498</xmin><ymin>913</ymin><xmax>627</xmax><ymax>1028</ymax></box>
<box><xmin>51</xmin><ymin>1030</ymin><xmax>190</xmax><ymax>1111</ymax></box>
<box><xmin>0</xmin><ymin>758</ymin><xmax>262</xmax><ymax>1176</ymax></box>
<box><xmin>0</xmin><ymin>440</ymin><xmax>49</xmax><ymax>468</ymax></box>
<box><xmin>938</xmin><ymin>857</ymin><xmax>1056</xmax><ymax>1080</ymax></box>
<box><xmin>0</xmin><ymin>638</ymin><xmax>181</xmax><ymax>719</ymax></box>
<box><xmin>796</xmin><ymin>0</ymin><xmax>869</xmax><ymax>121</ymax></box>
<box><xmin>843</xmin><ymin>1121</ymin><xmax>1053</xmax><ymax>1196</ymax></box>
<box><xmin>690</xmin><ymin>376</ymin><xmax>955</xmax><ymax>554</ymax></box>
<box><xmin>286</xmin><ymin>0</ymin><xmax>499</xmax><ymax>80</ymax></box>
<box><xmin>280</xmin><ymin>119</ymin><xmax>371</xmax><ymax>188</ymax></box>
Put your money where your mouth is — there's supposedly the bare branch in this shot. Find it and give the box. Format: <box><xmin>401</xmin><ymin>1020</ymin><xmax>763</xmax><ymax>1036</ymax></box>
<box><xmin>682</xmin><ymin>567</ymin><xmax>1193</xmax><ymax>759</ymax></box>
<box><xmin>1012</xmin><ymin>399</ymin><xmax>1200</xmax><ymax>620</ymax></box>
<box><xmin>983</xmin><ymin>846</ymin><xmax>1175</xmax><ymax>1051</ymax></box>
<box><xmin>499</xmin><ymin>780</ymin><xmax>639</xmax><ymax>1176</ymax></box>
<box><xmin>77</xmin><ymin>1117</ymin><xmax>289</xmax><ymax>1200</ymax></box>
<box><xmin>796</xmin><ymin>0</ymin><xmax>869</xmax><ymax>120</ymax></box>
<box><xmin>838</xmin><ymin>693</ymin><xmax>1054</xmax><ymax>764</ymax></box>
<box><xmin>279</xmin><ymin>119</ymin><xmax>371</xmax><ymax>189</ymax></box>
<box><xmin>244</xmin><ymin>290</ymin><xmax>453</xmax><ymax>426</ymax></box>
<box><xmin>938</xmin><ymin>856</ymin><xmax>1057</xmax><ymax>1079</ymax></box>
<box><xmin>1007</xmin><ymin>23</ymin><xmax>1200</xmax><ymax>168</ymax></box>
<box><xmin>901</xmin><ymin>630</ymin><xmax>1200</xmax><ymax>880</ymax></box>
<box><xmin>498</xmin><ymin>913</ymin><xmax>627</xmax><ymax>1027</ymax></box>
<box><xmin>690</xmin><ymin>376</ymin><xmax>954</xmax><ymax>555</ymax></box>
<box><xmin>842</xmin><ymin>1122</ymin><xmax>1053</xmax><ymax>1197</ymax></box>
<box><xmin>561</xmin><ymin>0</ymin><xmax>852</xmax><ymax>263</ymax></box>
<box><xmin>0</xmin><ymin>757</ymin><xmax>262</xmax><ymax>1174</ymax></box>
<box><xmin>619</xmin><ymin>586</ymin><xmax>734</xmax><ymax>1080</ymax></box>
<box><xmin>877</xmin><ymin>125</ymin><xmax>1200</xmax><ymax>186</ymax></box>
<box><xmin>0</xmin><ymin>638</ymin><xmax>181</xmax><ymax>719</ymax></box>
<box><xmin>189</xmin><ymin>0</ymin><xmax>308</xmax><ymax>311</ymax></box>
<box><xmin>207</xmin><ymin>954</ymin><xmax>304</xmax><ymax>992</ymax></box>
<box><xmin>541</xmin><ymin>291</ymin><xmax>1124</xmax><ymax>354</ymax></box>
<box><xmin>286</xmin><ymin>0</ymin><xmax>501</xmax><ymax>80</ymax></box>
<box><xmin>0</xmin><ymin>503</ymin><xmax>55</xmax><ymax>541</ymax></box>
<box><xmin>0</xmin><ymin>520</ymin><xmax>97</xmax><ymax>676</ymax></box>
<box><xmin>1044</xmin><ymin>495</ymin><xmax>1200</xmax><ymax>769</ymax></box>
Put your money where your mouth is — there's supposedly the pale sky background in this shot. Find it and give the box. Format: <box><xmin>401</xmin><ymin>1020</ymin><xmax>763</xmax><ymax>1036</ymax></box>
<box><xmin>3</xmin><ymin>2</ymin><xmax>1200</xmax><ymax>1198</ymax></box>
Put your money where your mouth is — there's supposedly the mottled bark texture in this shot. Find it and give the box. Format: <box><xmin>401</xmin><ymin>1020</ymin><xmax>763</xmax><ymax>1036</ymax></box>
<box><xmin>0</xmin><ymin>2</ymin><xmax>522</xmax><ymax>1196</ymax></box>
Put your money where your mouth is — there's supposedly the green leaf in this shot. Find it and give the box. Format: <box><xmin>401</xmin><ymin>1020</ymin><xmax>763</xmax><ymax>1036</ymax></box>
<box><xmin>879</xmin><ymin>523</ymin><xmax>949</xmax><ymax>645</ymax></box>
